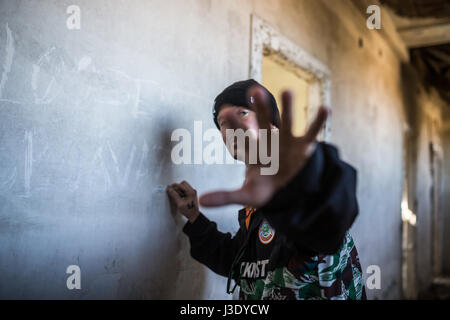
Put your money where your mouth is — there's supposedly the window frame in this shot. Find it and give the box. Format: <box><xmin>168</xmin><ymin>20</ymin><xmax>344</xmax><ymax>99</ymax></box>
<box><xmin>249</xmin><ymin>15</ymin><xmax>332</xmax><ymax>141</ymax></box>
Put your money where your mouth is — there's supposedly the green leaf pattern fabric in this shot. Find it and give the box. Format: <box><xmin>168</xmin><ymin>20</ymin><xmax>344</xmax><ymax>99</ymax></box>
<box><xmin>239</xmin><ymin>232</ymin><xmax>366</xmax><ymax>300</ymax></box>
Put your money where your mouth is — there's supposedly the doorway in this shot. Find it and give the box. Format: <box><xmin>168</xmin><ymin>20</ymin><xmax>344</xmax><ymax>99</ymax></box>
<box><xmin>430</xmin><ymin>141</ymin><xmax>443</xmax><ymax>278</ymax></box>
<box><xmin>401</xmin><ymin>131</ymin><xmax>418</xmax><ymax>299</ymax></box>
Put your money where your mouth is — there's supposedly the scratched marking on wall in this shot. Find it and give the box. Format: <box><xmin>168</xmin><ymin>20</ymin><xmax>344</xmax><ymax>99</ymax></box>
<box><xmin>0</xmin><ymin>23</ymin><xmax>17</xmax><ymax>104</ymax></box>
<box><xmin>0</xmin><ymin>23</ymin><xmax>212</xmax><ymax>198</ymax></box>
<box><xmin>23</xmin><ymin>130</ymin><xmax>33</xmax><ymax>198</ymax></box>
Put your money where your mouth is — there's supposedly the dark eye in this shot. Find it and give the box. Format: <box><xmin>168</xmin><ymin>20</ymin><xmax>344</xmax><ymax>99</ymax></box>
<box><xmin>240</xmin><ymin>110</ymin><xmax>249</xmax><ymax>116</ymax></box>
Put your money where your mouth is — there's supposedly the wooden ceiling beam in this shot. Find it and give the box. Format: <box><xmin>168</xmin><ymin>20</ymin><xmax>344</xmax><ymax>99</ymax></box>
<box><xmin>398</xmin><ymin>22</ymin><xmax>450</xmax><ymax>48</ymax></box>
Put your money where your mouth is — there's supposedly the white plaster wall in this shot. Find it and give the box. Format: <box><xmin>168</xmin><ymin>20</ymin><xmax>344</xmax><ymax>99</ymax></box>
<box><xmin>0</xmin><ymin>0</ymin><xmax>249</xmax><ymax>299</ymax></box>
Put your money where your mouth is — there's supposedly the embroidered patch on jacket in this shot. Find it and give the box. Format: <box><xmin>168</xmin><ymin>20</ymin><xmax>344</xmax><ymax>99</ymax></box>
<box><xmin>258</xmin><ymin>219</ymin><xmax>275</xmax><ymax>244</ymax></box>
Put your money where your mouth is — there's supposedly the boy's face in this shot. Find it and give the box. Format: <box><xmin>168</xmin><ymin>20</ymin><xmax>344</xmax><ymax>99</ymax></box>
<box><xmin>216</xmin><ymin>104</ymin><xmax>276</xmax><ymax>163</ymax></box>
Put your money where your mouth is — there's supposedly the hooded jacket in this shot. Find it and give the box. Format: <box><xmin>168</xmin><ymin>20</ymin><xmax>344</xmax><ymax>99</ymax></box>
<box><xmin>183</xmin><ymin>142</ymin><xmax>366</xmax><ymax>300</ymax></box>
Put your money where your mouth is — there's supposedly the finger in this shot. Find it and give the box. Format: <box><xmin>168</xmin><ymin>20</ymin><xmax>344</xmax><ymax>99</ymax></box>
<box><xmin>167</xmin><ymin>187</ymin><xmax>183</xmax><ymax>205</ymax></box>
<box><xmin>176</xmin><ymin>182</ymin><xmax>189</xmax><ymax>194</ymax></box>
<box><xmin>248</xmin><ymin>85</ymin><xmax>271</xmax><ymax>132</ymax></box>
<box><xmin>280</xmin><ymin>90</ymin><xmax>293</xmax><ymax>137</ymax></box>
<box><xmin>181</xmin><ymin>180</ymin><xmax>196</xmax><ymax>195</ymax></box>
<box><xmin>304</xmin><ymin>106</ymin><xmax>330</xmax><ymax>143</ymax></box>
<box><xmin>199</xmin><ymin>189</ymin><xmax>251</xmax><ymax>207</ymax></box>
<box><xmin>171</xmin><ymin>184</ymin><xmax>186</xmax><ymax>197</ymax></box>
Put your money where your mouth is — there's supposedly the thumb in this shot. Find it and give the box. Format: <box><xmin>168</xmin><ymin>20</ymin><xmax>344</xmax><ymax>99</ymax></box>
<box><xmin>199</xmin><ymin>189</ymin><xmax>249</xmax><ymax>207</ymax></box>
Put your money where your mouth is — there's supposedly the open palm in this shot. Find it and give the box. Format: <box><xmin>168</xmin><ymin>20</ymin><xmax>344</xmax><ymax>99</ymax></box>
<box><xmin>199</xmin><ymin>86</ymin><xmax>330</xmax><ymax>209</ymax></box>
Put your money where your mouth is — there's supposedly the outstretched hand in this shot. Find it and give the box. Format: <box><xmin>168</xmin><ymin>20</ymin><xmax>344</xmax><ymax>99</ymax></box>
<box><xmin>199</xmin><ymin>86</ymin><xmax>330</xmax><ymax>209</ymax></box>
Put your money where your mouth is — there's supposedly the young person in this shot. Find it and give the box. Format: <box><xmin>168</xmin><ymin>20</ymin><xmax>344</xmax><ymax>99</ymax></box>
<box><xmin>167</xmin><ymin>79</ymin><xmax>366</xmax><ymax>300</ymax></box>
